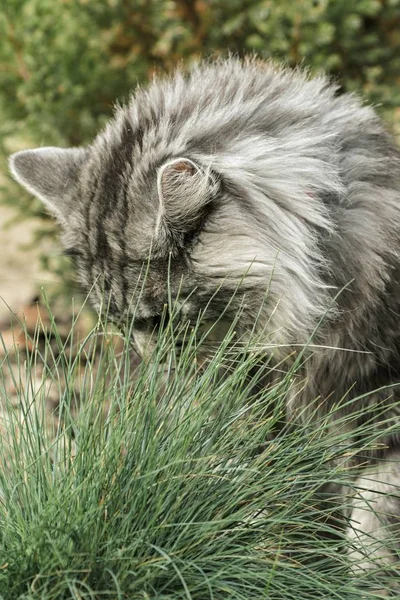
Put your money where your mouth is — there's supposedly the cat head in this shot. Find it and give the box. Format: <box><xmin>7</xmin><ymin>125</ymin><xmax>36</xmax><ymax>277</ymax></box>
<box><xmin>9</xmin><ymin>59</ymin><xmax>341</xmax><ymax>358</ymax></box>
<box><xmin>8</xmin><ymin>143</ymin><xmax>257</xmax><ymax>357</ymax></box>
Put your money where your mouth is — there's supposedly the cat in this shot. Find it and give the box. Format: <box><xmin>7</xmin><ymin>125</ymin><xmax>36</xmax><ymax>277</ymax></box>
<box><xmin>9</xmin><ymin>56</ymin><xmax>400</xmax><ymax>577</ymax></box>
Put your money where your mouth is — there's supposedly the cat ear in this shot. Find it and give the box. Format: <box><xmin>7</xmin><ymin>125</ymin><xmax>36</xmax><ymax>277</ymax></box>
<box><xmin>9</xmin><ymin>147</ymin><xmax>86</xmax><ymax>219</ymax></box>
<box><xmin>156</xmin><ymin>158</ymin><xmax>219</xmax><ymax>233</ymax></box>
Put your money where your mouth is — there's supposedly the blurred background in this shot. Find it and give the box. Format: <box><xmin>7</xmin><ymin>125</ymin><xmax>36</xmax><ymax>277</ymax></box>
<box><xmin>0</xmin><ymin>0</ymin><xmax>399</xmax><ymax>323</ymax></box>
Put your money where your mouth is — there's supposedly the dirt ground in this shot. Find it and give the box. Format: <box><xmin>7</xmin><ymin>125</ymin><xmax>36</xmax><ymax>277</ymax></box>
<box><xmin>0</xmin><ymin>206</ymin><xmax>88</xmax><ymax>415</ymax></box>
<box><xmin>0</xmin><ymin>205</ymin><xmax>55</xmax><ymax>324</ymax></box>
<box><xmin>0</xmin><ymin>203</ymin><xmax>138</xmax><ymax>433</ymax></box>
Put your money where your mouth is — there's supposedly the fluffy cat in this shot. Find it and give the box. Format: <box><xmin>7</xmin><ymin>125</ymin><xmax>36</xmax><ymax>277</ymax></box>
<box><xmin>9</xmin><ymin>57</ymin><xmax>400</xmax><ymax>575</ymax></box>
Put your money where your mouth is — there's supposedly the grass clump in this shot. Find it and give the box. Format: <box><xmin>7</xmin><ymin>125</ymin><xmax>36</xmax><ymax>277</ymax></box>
<box><xmin>0</xmin><ymin>302</ymin><xmax>397</xmax><ymax>599</ymax></box>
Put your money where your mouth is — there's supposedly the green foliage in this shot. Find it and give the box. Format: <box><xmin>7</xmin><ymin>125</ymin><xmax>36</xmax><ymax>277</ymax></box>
<box><xmin>1</xmin><ymin>0</ymin><xmax>399</xmax><ymax>146</ymax></box>
<box><xmin>0</xmin><ymin>302</ymin><xmax>398</xmax><ymax>598</ymax></box>
<box><xmin>0</xmin><ymin>0</ymin><xmax>399</xmax><ymax>284</ymax></box>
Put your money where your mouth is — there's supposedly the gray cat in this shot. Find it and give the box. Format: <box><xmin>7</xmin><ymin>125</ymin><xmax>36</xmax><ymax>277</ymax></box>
<box><xmin>9</xmin><ymin>57</ymin><xmax>400</xmax><ymax>576</ymax></box>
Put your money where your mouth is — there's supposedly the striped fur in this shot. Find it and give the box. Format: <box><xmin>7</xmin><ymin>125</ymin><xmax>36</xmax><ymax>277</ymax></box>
<box><xmin>9</xmin><ymin>57</ymin><xmax>400</xmax><ymax>574</ymax></box>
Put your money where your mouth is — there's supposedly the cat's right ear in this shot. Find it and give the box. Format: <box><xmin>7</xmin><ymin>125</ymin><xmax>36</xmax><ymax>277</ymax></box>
<box><xmin>9</xmin><ymin>147</ymin><xmax>86</xmax><ymax>220</ymax></box>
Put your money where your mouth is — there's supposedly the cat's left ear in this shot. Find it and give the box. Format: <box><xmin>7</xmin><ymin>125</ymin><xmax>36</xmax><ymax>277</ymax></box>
<box><xmin>9</xmin><ymin>147</ymin><xmax>86</xmax><ymax>220</ymax></box>
<box><xmin>156</xmin><ymin>157</ymin><xmax>219</xmax><ymax>233</ymax></box>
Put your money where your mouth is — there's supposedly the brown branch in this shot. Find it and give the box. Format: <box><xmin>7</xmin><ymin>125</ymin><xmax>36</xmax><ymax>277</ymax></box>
<box><xmin>5</xmin><ymin>19</ymin><xmax>31</xmax><ymax>81</ymax></box>
<box><xmin>174</xmin><ymin>0</ymin><xmax>201</xmax><ymax>30</ymax></box>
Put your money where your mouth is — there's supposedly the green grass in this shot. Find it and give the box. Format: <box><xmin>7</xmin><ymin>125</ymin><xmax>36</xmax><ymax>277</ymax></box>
<box><xmin>0</xmin><ymin>300</ymin><xmax>398</xmax><ymax>599</ymax></box>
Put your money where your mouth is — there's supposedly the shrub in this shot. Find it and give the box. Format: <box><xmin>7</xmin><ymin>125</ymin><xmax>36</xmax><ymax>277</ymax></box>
<box><xmin>0</xmin><ymin>302</ymin><xmax>397</xmax><ymax>598</ymax></box>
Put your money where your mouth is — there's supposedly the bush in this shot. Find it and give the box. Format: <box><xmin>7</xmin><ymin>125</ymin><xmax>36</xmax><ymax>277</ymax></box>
<box><xmin>0</xmin><ymin>303</ymin><xmax>397</xmax><ymax>598</ymax></box>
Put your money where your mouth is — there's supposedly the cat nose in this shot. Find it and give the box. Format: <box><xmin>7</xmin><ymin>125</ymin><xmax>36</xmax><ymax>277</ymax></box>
<box><xmin>132</xmin><ymin>310</ymin><xmax>187</xmax><ymax>360</ymax></box>
<box><xmin>131</xmin><ymin>313</ymin><xmax>168</xmax><ymax>359</ymax></box>
<box><xmin>132</xmin><ymin>328</ymin><xmax>156</xmax><ymax>360</ymax></box>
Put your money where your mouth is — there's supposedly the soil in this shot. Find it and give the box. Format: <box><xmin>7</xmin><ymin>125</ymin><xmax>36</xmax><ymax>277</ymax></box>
<box><xmin>0</xmin><ymin>207</ymin><xmax>129</xmax><ymax>435</ymax></box>
<box><xmin>0</xmin><ymin>205</ymin><xmax>55</xmax><ymax>323</ymax></box>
